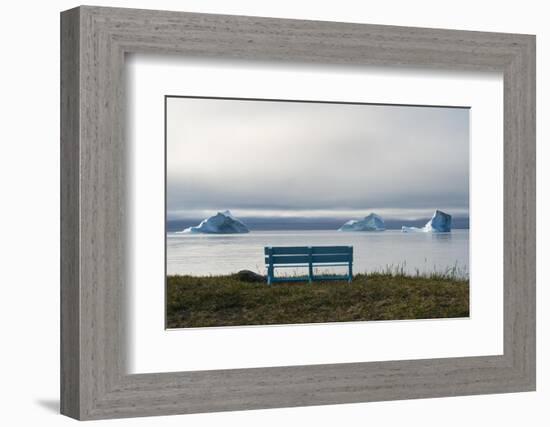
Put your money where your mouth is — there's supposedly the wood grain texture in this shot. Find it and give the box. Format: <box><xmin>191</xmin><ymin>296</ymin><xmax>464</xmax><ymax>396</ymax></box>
<box><xmin>60</xmin><ymin>7</ymin><xmax>80</xmax><ymax>419</ymax></box>
<box><xmin>60</xmin><ymin>6</ymin><xmax>536</xmax><ymax>420</ymax></box>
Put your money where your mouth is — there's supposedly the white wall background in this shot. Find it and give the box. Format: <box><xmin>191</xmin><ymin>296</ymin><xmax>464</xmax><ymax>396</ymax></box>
<box><xmin>0</xmin><ymin>0</ymin><xmax>546</xmax><ymax>425</ymax></box>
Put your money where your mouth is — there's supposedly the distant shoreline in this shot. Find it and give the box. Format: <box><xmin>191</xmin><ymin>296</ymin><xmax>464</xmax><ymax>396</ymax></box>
<box><xmin>167</xmin><ymin>228</ymin><xmax>470</xmax><ymax>236</ymax></box>
<box><xmin>167</xmin><ymin>217</ymin><xmax>470</xmax><ymax>233</ymax></box>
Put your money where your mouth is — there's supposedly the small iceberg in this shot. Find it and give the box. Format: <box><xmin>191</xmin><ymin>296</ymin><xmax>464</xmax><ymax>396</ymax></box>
<box><xmin>179</xmin><ymin>210</ymin><xmax>249</xmax><ymax>234</ymax></box>
<box><xmin>339</xmin><ymin>213</ymin><xmax>386</xmax><ymax>232</ymax></box>
<box><xmin>402</xmin><ymin>210</ymin><xmax>452</xmax><ymax>233</ymax></box>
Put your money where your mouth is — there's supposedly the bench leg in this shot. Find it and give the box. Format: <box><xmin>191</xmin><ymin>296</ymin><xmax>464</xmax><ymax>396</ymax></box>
<box><xmin>348</xmin><ymin>262</ymin><xmax>353</xmax><ymax>283</ymax></box>
<box><xmin>308</xmin><ymin>247</ymin><xmax>313</xmax><ymax>284</ymax></box>
<box><xmin>267</xmin><ymin>249</ymin><xmax>274</xmax><ymax>286</ymax></box>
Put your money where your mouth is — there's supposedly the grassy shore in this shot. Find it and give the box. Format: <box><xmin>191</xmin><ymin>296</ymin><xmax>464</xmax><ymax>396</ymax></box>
<box><xmin>166</xmin><ymin>272</ymin><xmax>469</xmax><ymax>328</ymax></box>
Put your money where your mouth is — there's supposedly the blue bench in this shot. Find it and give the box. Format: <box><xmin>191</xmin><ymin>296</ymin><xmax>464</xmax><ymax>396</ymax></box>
<box><xmin>264</xmin><ymin>246</ymin><xmax>353</xmax><ymax>285</ymax></box>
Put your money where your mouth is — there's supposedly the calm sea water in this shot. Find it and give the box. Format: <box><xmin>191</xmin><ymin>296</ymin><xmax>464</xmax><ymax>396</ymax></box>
<box><xmin>167</xmin><ymin>230</ymin><xmax>469</xmax><ymax>277</ymax></box>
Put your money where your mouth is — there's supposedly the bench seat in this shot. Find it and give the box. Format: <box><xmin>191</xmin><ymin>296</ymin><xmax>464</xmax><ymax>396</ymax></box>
<box><xmin>264</xmin><ymin>246</ymin><xmax>353</xmax><ymax>285</ymax></box>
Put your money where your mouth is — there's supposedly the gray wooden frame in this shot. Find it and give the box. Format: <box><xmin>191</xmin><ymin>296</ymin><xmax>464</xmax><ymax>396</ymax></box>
<box><xmin>60</xmin><ymin>5</ymin><xmax>536</xmax><ymax>420</ymax></box>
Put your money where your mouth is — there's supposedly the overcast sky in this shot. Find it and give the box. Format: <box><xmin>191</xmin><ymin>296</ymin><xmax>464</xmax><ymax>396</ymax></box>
<box><xmin>166</xmin><ymin>97</ymin><xmax>469</xmax><ymax>220</ymax></box>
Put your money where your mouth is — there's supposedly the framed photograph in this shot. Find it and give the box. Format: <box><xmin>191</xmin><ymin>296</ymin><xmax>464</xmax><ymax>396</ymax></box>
<box><xmin>61</xmin><ymin>6</ymin><xmax>535</xmax><ymax>420</ymax></box>
<box><xmin>164</xmin><ymin>95</ymin><xmax>470</xmax><ymax>329</ymax></box>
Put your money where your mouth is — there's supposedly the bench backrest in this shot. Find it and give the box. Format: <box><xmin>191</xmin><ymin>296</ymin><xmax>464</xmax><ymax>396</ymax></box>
<box><xmin>264</xmin><ymin>246</ymin><xmax>353</xmax><ymax>265</ymax></box>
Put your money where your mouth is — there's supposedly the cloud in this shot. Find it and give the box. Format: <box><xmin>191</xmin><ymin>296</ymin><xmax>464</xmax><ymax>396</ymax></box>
<box><xmin>167</xmin><ymin>97</ymin><xmax>469</xmax><ymax>219</ymax></box>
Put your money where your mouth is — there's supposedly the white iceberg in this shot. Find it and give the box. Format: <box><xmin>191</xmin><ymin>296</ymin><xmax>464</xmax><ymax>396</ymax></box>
<box><xmin>402</xmin><ymin>210</ymin><xmax>452</xmax><ymax>233</ymax></box>
<box><xmin>339</xmin><ymin>213</ymin><xmax>386</xmax><ymax>232</ymax></box>
<box><xmin>179</xmin><ymin>210</ymin><xmax>249</xmax><ymax>234</ymax></box>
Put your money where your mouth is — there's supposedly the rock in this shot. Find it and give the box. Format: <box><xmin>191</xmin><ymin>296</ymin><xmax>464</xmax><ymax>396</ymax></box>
<box><xmin>234</xmin><ymin>270</ymin><xmax>266</xmax><ymax>283</ymax></box>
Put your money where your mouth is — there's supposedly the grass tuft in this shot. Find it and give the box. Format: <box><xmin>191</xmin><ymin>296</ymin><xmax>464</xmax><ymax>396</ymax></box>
<box><xmin>166</xmin><ymin>270</ymin><xmax>469</xmax><ymax>328</ymax></box>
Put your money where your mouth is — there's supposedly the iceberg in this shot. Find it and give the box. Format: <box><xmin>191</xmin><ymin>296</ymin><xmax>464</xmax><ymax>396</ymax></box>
<box><xmin>179</xmin><ymin>210</ymin><xmax>250</xmax><ymax>234</ymax></box>
<box><xmin>402</xmin><ymin>210</ymin><xmax>452</xmax><ymax>233</ymax></box>
<box><xmin>339</xmin><ymin>213</ymin><xmax>386</xmax><ymax>232</ymax></box>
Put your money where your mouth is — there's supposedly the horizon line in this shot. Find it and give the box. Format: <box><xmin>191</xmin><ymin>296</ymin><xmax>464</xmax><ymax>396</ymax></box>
<box><xmin>166</xmin><ymin>213</ymin><xmax>470</xmax><ymax>222</ymax></box>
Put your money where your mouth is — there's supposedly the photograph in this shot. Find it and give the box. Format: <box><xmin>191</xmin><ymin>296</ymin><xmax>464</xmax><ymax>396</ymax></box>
<box><xmin>165</xmin><ymin>96</ymin><xmax>470</xmax><ymax>328</ymax></box>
